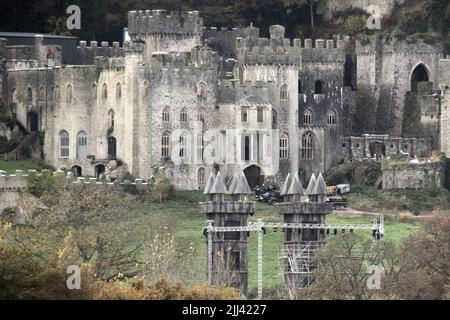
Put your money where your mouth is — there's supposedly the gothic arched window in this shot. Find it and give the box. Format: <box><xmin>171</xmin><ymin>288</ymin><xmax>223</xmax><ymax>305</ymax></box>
<box><xmin>301</xmin><ymin>131</ymin><xmax>314</xmax><ymax>160</ymax></box>
<box><xmin>66</xmin><ymin>84</ymin><xmax>72</xmax><ymax>103</ymax></box>
<box><xmin>59</xmin><ymin>130</ymin><xmax>69</xmax><ymax>158</ymax></box>
<box><xmin>280</xmin><ymin>133</ymin><xmax>289</xmax><ymax>159</ymax></box>
<box><xmin>280</xmin><ymin>84</ymin><xmax>289</xmax><ymax>101</ymax></box>
<box><xmin>180</xmin><ymin>108</ymin><xmax>188</xmax><ymax>123</ymax></box>
<box><xmin>327</xmin><ymin>110</ymin><xmax>336</xmax><ymax>125</ymax></box>
<box><xmin>303</xmin><ymin>109</ymin><xmax>313</xmax><ymax>125</ymax></box>
<box><xmin>116</xmin><ymin>82</ymin><xmax>122</xmax><ymax>100</ymax></box>
<box><xmin>102</xmin><ymin>83</ymin><xmax>108</xmax><ymax>99</ymax></box>
<box><xmin>162</xmin><ymin>106</ymin><xmax>170</xmax><ymax>123</ymax></box>
<box><xmin>162</xmin><ymin>132</ymin><xmax>170</xmax><ymax>158</ymax></box>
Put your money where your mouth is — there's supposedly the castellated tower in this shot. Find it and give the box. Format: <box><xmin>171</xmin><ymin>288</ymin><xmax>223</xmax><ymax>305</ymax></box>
<box><xmin>200</xmin><ymin>172</ymin><xmax>254</xmax><ymax>296</ymax></box>
<box><xmin>278</xmin><ymin>172</ymin><xmax>331</xmax><ymax>289</ymax></box>
<box><xmin>127</xmin><ymin>10</ymin><xmax>203</xmax><ymax>58</ymax></box>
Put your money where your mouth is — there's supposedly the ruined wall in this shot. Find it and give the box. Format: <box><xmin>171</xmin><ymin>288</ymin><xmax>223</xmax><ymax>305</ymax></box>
<box><xmin>355</xmin><ymin>37</ymin><xmax>444</xmax><ymax>136</ymax></box>
<box><xmin>381</xmin><ymin>160</ymin><xmax>445</xmax><ymax>189</ymax></box>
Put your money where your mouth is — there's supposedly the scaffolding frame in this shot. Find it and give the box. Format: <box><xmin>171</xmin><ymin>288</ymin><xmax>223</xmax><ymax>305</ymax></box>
<box><xmin>204</xmin><ymin>215</ymin><xmax>384</xmax><ymax>300</ymax></box>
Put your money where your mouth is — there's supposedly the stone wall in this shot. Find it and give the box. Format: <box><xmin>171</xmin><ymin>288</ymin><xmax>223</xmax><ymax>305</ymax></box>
<box><xmin>381</xmin><ymin>159</ymin><xmax>445</xmax><ymax>189</ymax></box>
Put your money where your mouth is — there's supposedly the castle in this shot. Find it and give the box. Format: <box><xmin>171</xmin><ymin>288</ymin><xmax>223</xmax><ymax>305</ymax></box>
<box><xmin>0</xmin><ymin>9</ymin><xmax>449</xmax><ymax>190</ymax></box>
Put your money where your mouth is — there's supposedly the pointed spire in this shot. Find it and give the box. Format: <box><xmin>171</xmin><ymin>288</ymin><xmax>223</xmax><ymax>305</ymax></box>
<box><xmin>235</xmin><ymin>172</ymin><xmax>251</xmax><ymax>194</ymax></box>
<box><xmin>312</xmin><ymin>172</ymin><xmax>327</xmax><ymax>195</ymax></box>
<box><xmin>228</xmin><ymin>173</ymin><xmax>239</xmax><ymax>194</ymax></box>
<box><xmin>305</xmin><ymin>173</ymin><xmax>316</xmax><ymax>195</ymax></box>
<box><xmin>203</xmin><ymin>172</ymin><xmax>215</xmax><ymax>194</ymax></box>
<box><xmin>280</xmin><ymin>173</ymin><xmax>292</xmax><ymax>196</ymax></box>
<box><xmin>209</xmin><ymin>171</ymin><xmax>227</xmax><ymax>194</ymax></box>
<box><xmin>287</xmin><ymin>172</ymin><xmax>304</xmax><ymax>196</ymax></box>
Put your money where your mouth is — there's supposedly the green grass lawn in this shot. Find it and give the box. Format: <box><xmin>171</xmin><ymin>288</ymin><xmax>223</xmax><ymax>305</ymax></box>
<box><xmin>123</xmin><ymin>191</ymin><xmax>421</xmax><ymax>292</ymax></box>
<box><xmin>0</xmin><ymin>159</ymin><xmax>44</xmax><ymax>174</ymax></box>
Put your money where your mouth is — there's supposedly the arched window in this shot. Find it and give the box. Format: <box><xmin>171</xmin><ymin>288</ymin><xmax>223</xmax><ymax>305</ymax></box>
<box><xmin>315</xmin><ymin>80</ymin><xmax>324</xmax><ymax>94</ymax></box>
<box><xmin>102</xmin><ymin>83</ymin><xmax>107</xmax><ymax>99</ymax></box>
<box><xmin>26</xmin><ymin>87</ymin><xmax>33</xmax><ymax>103</ymax></box>
<box><xmin>54</xmin><ymin>85</ymin><xmax>60</xmax><ymax>101</ymax></box>
<box><xmin>301</xmin><ymin>131</ymin><xmax>314</xmax><ymax>160</ymax></box>
<box><xmin>116</xmin><ymin>82</ymin><xmax>122</xmax><ymax>100</ymax></box>
<box><xmin>76</xmin><ymin>131</ymin><xmax>87</xmax><ymax>160</ymax></box>
<box><xmin>179</xmin><ymin>134</ymin><xmax>187</xmax><ymax>158</ymax></box>
<box><xmin>180</xmin><ymin>108</ymin><xmax>188</xmax><ymax>123</ymax></box>
<box><xmin>108</xmin><ymin>109</ymin><xmax>115</xmax><ymax>128</ymax></box>
<box><xmin>327</xmin><ymin>110</ymin><xmax>336</xmax><ymax>125</ymax></box>
<box><xmin>11</xmin><ymin>88</ymin><xmax>17</xmax><ymax>104</ymax></box>
<box><xmin>298</xmin><ymin>79</ymin><xmax>303</xmax><ymax>94</ymax></box>
<box><xmin>280</xmin><ymin>133</ymin><xmax>289</xmax><ymax>159</ymax></box>
<box><xmin>303</xmin><ymin>109</ymin><xmax>313</xmax><ymax>125</ymax></box>
<box><xmin>272</xmin><ymin>109</ymin><xmax>277</xmax><ymax>129</ymax></box>
<box><xmin>198</xmin><ymin>167</ymin><xmax>206</xmax><ymax>184</ymax></box>
<box><xmin>197</xmin><ymin>109</ymin><xmax>205</xmax><ymax>122</ymax></box>
<box><xmin>197</xmin><ymin>133</ymin><xmax>204</xmax><ymax>161</ymax></box>
<box><xmin>162</xmin><ymin>106</ymin><xmax>170</xmax><ymax>123</ymax></box>
<box><xmin>59</xmin><ymin>130</ymin><xmax>69</xmax><ymax>158</ymax></box>
<box><xmin>162</xmin><ymin>132</ymin><xmax>170</xmax><ymax>158</ymax></box>
<box><xmin>197</xmin><ymin>81</ymin><xmax>206</xmax><ymax>97</ymax></box>
<box><xmin>92</xmin><ymin>83</ymin><xmax>97</xmax><ymax>99</ymax></box>
<box><xmin>280</xmin><ymin>84</ymin><xmax>289</xmax><ymax>101</ymax></box>
<box><xmin>66</xmin><ymin>84</ymin><xmax>72</xmax><ymax>103</ymax></box>
<box><xmin>143</xmin><ymin>81</ymin><xmax>149</xmax><ymax>99</ymax></box>
<box><xmin>39</xmin><ymin>87</ymin><xmax>45</xmax><ymax>101</ymax></box>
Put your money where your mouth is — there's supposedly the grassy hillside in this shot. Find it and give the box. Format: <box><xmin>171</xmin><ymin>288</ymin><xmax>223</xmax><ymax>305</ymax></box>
<box><xmin>122</xmin><ymin>191</ymin><xmax>421</xmax><ymax>292</ymax></box>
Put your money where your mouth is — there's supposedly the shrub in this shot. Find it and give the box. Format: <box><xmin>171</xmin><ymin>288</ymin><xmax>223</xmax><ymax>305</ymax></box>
<box><xmin>26</xmin><ymin>170</ymin><xmax>57</xmax><ymax>198</ymax></box>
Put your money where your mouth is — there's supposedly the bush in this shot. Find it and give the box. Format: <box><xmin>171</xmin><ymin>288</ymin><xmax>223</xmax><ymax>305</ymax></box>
<box><xmin>26</xmin><ymin>170</ymin><xmax>57</xmax><ymax>198</ymax></box>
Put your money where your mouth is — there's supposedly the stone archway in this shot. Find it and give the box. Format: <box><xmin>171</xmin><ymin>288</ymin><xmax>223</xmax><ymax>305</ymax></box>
<box><xmin>411</xmin><ymin>64</ymin><xmax>430</xmax><ymax>92</ymax></box>
<box><xmin>244</xmin><ymin>165</ymin><xmax>263</xmax><ymax>190</ymax></box>
<box><xmin>95</xmin><ymin>164</ymin><xmax>105</xmax><ymax>178</ymax></box>
<box><xmin>369</xmin><ymin>141</ymin><xmax>386</xmax><ymax>159</ymax></box>
<box><xmin>71</xmin><ymin>165</ymin><xmax>82</xmax><ymax>177</ymax></box>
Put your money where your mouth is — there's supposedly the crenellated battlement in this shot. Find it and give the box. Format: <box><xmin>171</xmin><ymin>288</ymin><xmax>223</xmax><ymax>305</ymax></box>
<box><xmin>236</xmin><ymin>25</ymin><xmax>350</xmax><ymax>65</ymax></box>
<box><xmin>77</xmin><ymin>40</ymin><xmax>124</xmax><ymax>64</ymax></box>
<box><xmin>127</xmin><ymin>10</ymin><xmax>203</xmax><ymax>36</ymax></box>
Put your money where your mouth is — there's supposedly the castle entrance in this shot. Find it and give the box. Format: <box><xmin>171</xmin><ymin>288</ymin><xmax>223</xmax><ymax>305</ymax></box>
<box><xmin>244</xmin><ymin>165</ymin><xmax>263</xmax><ymax>189</ymax></box>
<box><xmin>369</xmin><ymin>141</ymin><xmax>386</xmax><ymax>159</ymax></box>
<box><xmin>71</xmin><ymin>165</ymin><xmax>82</xmax><ymax>177</ymax></box>
<box><xmin>95</xmin><ymin>164</ymin><xmax>105</xmax><ymax>178</ymax></box>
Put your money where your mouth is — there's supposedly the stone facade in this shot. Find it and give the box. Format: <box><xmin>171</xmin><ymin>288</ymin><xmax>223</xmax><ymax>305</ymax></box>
<box><xmin>1</xmin><ymin>9</ymin><xmax>450</xmax><ymax>190</ymax></box>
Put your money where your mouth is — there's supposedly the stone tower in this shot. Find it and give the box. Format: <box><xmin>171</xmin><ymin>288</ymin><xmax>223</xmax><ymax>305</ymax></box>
<box><xmin>279</xmin><ymin>172</ymin><xmax>331</xmax><ymax>288</ymax></box>
<box><xmin>200</xmin><ymin>171</ymin><xmax>254</xmax><ymax>295</ymax></box>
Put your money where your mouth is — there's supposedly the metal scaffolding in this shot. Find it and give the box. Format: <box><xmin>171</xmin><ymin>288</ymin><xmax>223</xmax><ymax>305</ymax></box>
<box><xmin>204</xmin><ymin>215</ymin><xmax>384</xmax><ymax>300</ymax></box>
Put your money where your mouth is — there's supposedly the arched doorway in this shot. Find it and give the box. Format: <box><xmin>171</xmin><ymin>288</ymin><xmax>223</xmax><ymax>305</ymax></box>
<box><xmin>411</xmin><ymin>64</ymin><xmax>429</xmax><ymax>92</ymax></box>
<box><xmin>244</xmin><ymin>165</ymin><xmax>262</xmax><ymax>190</ymax></box>
<box><xmin>369</xmin><ymin>141</ymin><xmax>386</xmax><ymax>159</ymax></box>
<box><xmin>107</xmin><ymin>136</ymin><xmax>117</xmax><ymax>159</ymax></box>
<box><xmin>95</xmin><ymin>164</ymin><xmax>105</xmax><ymax>178</ymax></box>
<box><xmin>71</xmin><ymin>165</ymin><xmax>82</xmax><ymax>177</ymax></box>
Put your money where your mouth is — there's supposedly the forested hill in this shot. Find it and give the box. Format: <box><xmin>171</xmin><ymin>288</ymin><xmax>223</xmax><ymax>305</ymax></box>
<box><xmin>0</xmin><ymin>0</ymin><xmax>448</xmax><ymax>47</ymax></box>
